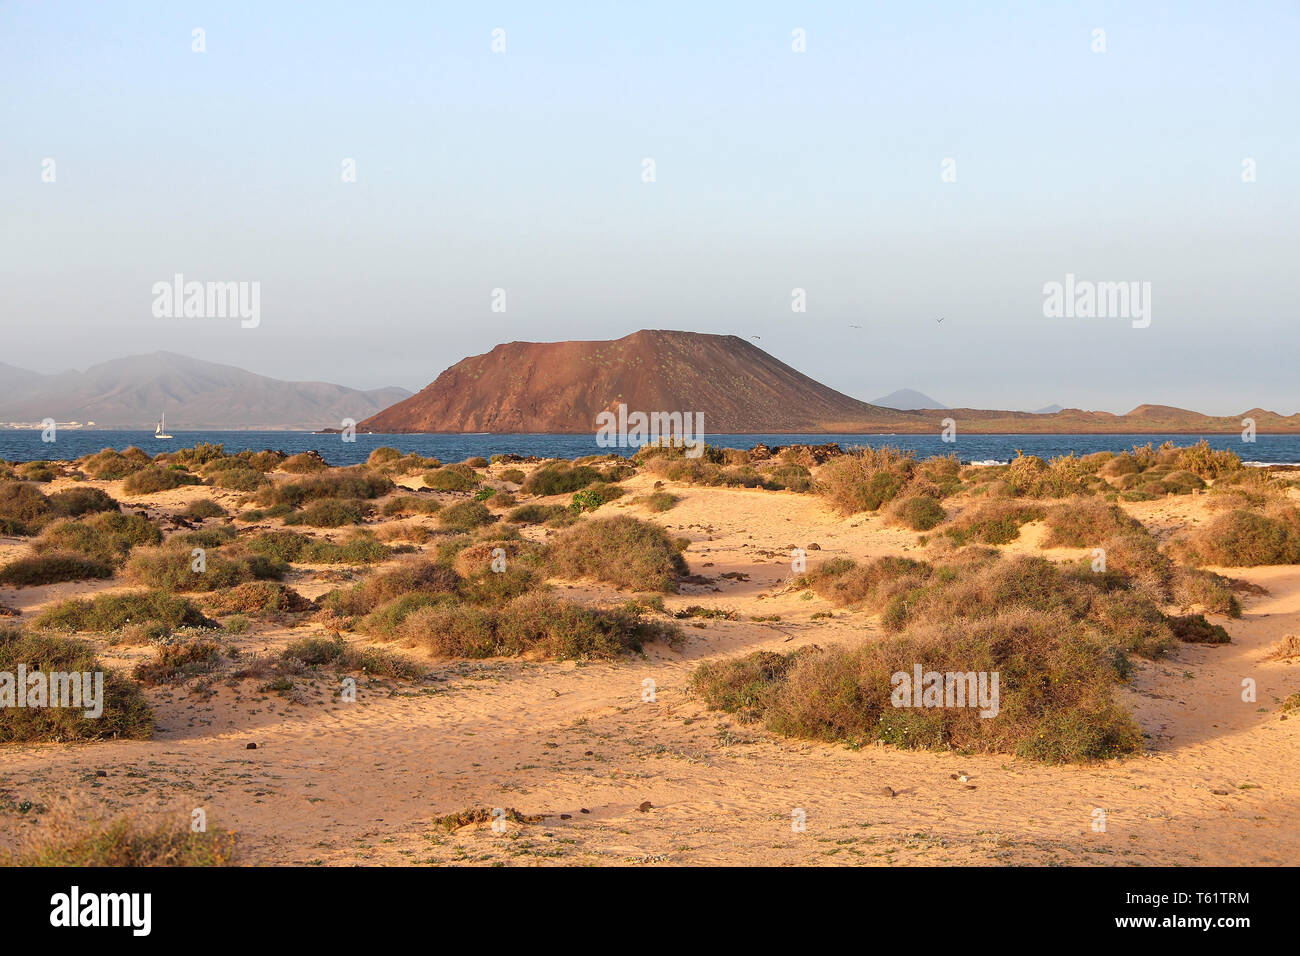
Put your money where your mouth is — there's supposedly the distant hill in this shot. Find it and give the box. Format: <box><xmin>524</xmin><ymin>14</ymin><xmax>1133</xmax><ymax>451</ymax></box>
<box><xmin>1033</xmin><ymin>403</ymin><xmax>1065</xmax><ymax>414</ymax></box>
<box><xmin>360</xmin><ymin>330</ymin><xmax>905</xmax><ymax>433</ymax></box>
<box><xmin>359</xmin><ymin>330</ymin><xmax>1300</xmax><ymax>434</ymax></box>
<box><xmin>871</xmin><ymin>388</ymin><xmax>947</xmax><ymax>410</ymax></box>
<box><xmin>0</xmin><ymin>352</ymin><xmax>411</xmax><ymax>430</ymax></box>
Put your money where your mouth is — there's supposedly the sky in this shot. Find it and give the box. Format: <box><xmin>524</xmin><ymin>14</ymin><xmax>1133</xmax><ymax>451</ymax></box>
<box><xmin>2</xmin><ymin>1</ymin><xmax>1297</xmax><ymax>415</ymax></box>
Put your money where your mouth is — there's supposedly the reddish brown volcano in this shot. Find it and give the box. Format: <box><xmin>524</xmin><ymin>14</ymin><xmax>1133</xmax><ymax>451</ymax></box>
<box><xmin>359</xmin><ymin>330</ymin><xmax>904</xmax><ymax>433</ymax></box>
<box><xmin>359</xmin><ymin>329</ymin><xmax>1300</xmax><ymax>434</ymax></box>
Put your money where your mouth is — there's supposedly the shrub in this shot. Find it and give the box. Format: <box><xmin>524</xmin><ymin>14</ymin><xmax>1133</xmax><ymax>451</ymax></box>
<box><xmin>547</xmin><ymin>515</ymin><xmax>688</xmax><ymax>592</ymax></box>
<box><xmin>126</xmin><ymin>543</ymin><xmax>287</xmax><ymax>591</ymax></box>
<box><xmin>941</xmin><ymin>500</ymin><xmax>1044</xmax><ymax>545</ymax></box>
<box><xmin>35</xmin><ymin>591</ymin><xmax>213</xmax><ymax>632</ymax></box>
<box><xmin>33</xmin><ymin>513</ymin><xmax>162</xmax><ymax>565</ymax></box>
<box><xmin>122</xmin><ymin>467</ymin><xmax>202</xmax><ymax>495</ymax></box>
<box><xmin>382</xmin><ymin>495</ymin><xmax>442</xmax><ymax>517</ymax></box>
<box><xmin>47</xmin><ymin>486</ymin><xmax>120</xmax><ymax>518</ymax></box>
<box><xmin>522</xmin><ymin>463</ymin><xmax>601</xmax><ymax>496</ymax></box>
<box><xmin>1169</xmin><ymin>507</ymin><xmax>1300</xmax><ymax>567</ymax></box>
<box><xmin>283</xmin><ymin>499</ymin><xmax>367</xmax><ymax>528</ymax></box>
<box><xmin>691</xmin><ymin>608</ymin><xmax>1141</xmax><ymax>762</ymax></box>
<box><xmin>281</xmin><ymin>634</ymin><xmax>423</xmax><ymax>679</ymax></box>
<box><xmin>183</xmin><ymin>499</ymin><xmax>227</xmax><ymax>520</ymax></box>
<box><xmin>422</xmin><ymin>466</ymin><xmax>479</xmax><ymax>492</ymax></box>
<box><xmin>1167</xmin><ymin>613</ymin><xmax>1231</xmax><ymax>644</ymax></box>
<box><xmin>438</xmin><ymin>500</ymin><xmax>496</xmax><ymax>532</ymax></box>
<box><xmin>255</xmin><ymin>467</ymin><xmax>392</xmax><ymax>507</ymax></box>
<box><xmin>0</xmin><ymin>627</ymin><xmax>152</xmax><ymax>742</ymax></box>
<box><xmin>463</xmin><ymin>456</ymin><xmax>489</xmax><ymax>469</ymax></box>
<box><xmin>281</xmin><ymin>452</ymin><xmax>329</xmax><ymax>473</ymax></box>
<box><xmin>815</xmin><ymin>446</ymin><xmax>915</xmax><ymax>514</ymax></box>
<box><xmin>1042</xmin><ymin>498</ymin><xmax>1143</xmax><ymax>547</ymax></box>
<box><xmin>507</xmin><ymin>503</ymin><xmax>570</xmax><ymax>525</ymax></box>
<box><xmin>500</xmin><ymin>468</ymin><xmax>526</xmax><ymax>484</ymax></box>
<box><xmin>79</xmin><ymin>449</ymin><xmax>145</xmax><ymax>480</ymax></box>
<box><xmin>367</xmin><ymin>447</ymin><xmax>403</xmax><ymax>466</ymax></box>
<box><xmin>397</xmin><ymin>593</ymin><xmax>677</xmax><ymax>660</ymax></box>
<box><xmin>0</xmin><ymin>810</ymin><xmax>235</xmax><ymax>866</ymax></box>
<box><xmin>0</xmin><ymin>552</ymin><xmax>114</xmax><ymax>587</ymax></box>
<box><xmin>323</xmin><ymin>559</ymin><xmax>462</xmax><ymax>619</ymax></box>
<box><xmin>634</xmin><ymin>491</ymin><xmax>679</xmax><ymax>513</ymax></box>
<box><xmin>0</xmin><ymin>481</ymin><xmax>53</xmax><ymax>534</ymax></box>
<box><xmin>887</xmin><ymin>495</ymin><xmax>947</xmax><ymax>531</ymax></box>
<box><xmin>203</xmin><ymin>581</ymin><xmax>315</xmax><ymax>615</ymax></box>
<box><xmin>133</xmin><ymin>640</ymin><xmax>225</xmax><ymax>684</ymax></box>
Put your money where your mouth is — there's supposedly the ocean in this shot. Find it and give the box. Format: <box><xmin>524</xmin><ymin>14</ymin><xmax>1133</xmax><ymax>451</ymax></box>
<box><xmin>2</xmin><ymin>430</ymin><xmax>1298</xmax><ymax>467</ymax></box>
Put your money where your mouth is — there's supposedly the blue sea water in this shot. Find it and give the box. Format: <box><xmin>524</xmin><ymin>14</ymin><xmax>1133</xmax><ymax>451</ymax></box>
<box><xmin>2</xmin><ymin>431</ymin><xmax>1298</xmax><ymax>466</ymax></box>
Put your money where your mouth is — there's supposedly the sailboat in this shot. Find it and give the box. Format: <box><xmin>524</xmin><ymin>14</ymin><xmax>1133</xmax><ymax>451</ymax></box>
<box><xmin>154</xmin><ymin>412</ymin><xmax>173</xmax><ymax>440</ymax></box>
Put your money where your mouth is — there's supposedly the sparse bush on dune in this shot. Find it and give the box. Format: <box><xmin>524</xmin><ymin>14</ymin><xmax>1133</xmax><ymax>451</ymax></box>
<box><xmin>1094</xmin><ymin>533</ymin><xmax>1240</xmax><ymax>617</ymax></box>
<box><xmin>121</xmin><ymin>466</ymin><xmax>202</xmax><ymax>496</ymax></box>
<box><xmin>367</xmin><ymin>447</ymin><xmax>402</xmax><ymax>466</ymax></box>
<box><xmin>803</xmin><ymin>555</ymin><xmax>932</xmax><ymax>608</ymax></box>
<box><xmin>46</xmin><ymin>486</ymin><xmax>120</xmax><ymax>518</ymax></box>
<box><xmin>78</xmin><ymin>448</ymin><xmax>147</xmax><ymax>480</ymax></box>
<box><xmin>166</xmin><ymin>443</ymin><xmax>227</xmax><ymax>467</ymax></box>
<box><xmin>506</xmin><ymin>503</ymin><xmax>572</xmax><ymax>525</ymax></box>
<box><xmin>1002</xmin><ymin>452</ymin><xmax>1100</xmax><ymax>498</ymax></box>
<box><xmin>18</xmin><ymin>461</ymin><xmax>55</xmax><ymax>482</ymax></box>
<box><xmin>396</xmin><ymin>593</ymin><xmax>677</xmax><ymax>660</ymax></box>
<box><xmin>803</xmin><ymin>550</ymin><xmax>1232</xmax><ymax>660</ymax></box>
<box><xmin>126</xmin><ymin>542</ymin><xmax>286</xmax><ymax>592</ymax></box>
<box><xmin>1041</xmin><ymin>498</ymin><xmax>1144</xmax><ymax>548</ymax></box>
<box><xmin>283</xmin><ymin>498</ymin><xmax>368</xmax><ymax>528</ymax></box>
<box><xmin>422</xmin><ymin>464</ymin><xmax>479</xmax><ymax>492</ymax></box>
<box><xmin>203</xmin><ymin>461</ymin><xmax>268</xmax><ymax>492</ymax></box>
<box><xmin>0</xmin><ymin>551</ymin><xmax>114</xmax><ymax>587</ymax></box>
<box><xmin>1168</xmin><ymin>506</ymin><xmax>1300</xmax><ymax>567</ymax></box>
<box><xmin>1</xmin><ymin>809</ymin><xmax>236</xmax><ymax>866</ymax></box>
<box><xmin>133</xmin><ymin>640</ymin><xmax>225</xmax><ymax>685</ymax></box>
<box><xmin>814</xmin><ymin>446</ymin><xmax>916</xmax><ymax>514</ymax></box>
<box><xmin>887</xmin><ymin>495</ymin><xmax>947</xmax><ymax>531</ymax></box>
<box><xmin>281</xmin><ymin>452</ymin><xmax>330</xmax><ymax>474</ymax></box>
<box><xmin>940</xmin><ymin>500</ymin><xmax>1044</xmax><ymax>545</ymax></box>
<box><xmin>0</xmin><ymin>480</ymin><xmax>55</xmax><ymax>534</ymax></box>
<box><xmin>35</xmin><ymin>591</ymin><xmax>214</xmax><ymax>632</ymax></box>
<box><xmin>182</xmin><ymin>498</ymin><xmax>227</xmax><ymax>520</ymax></box>
<box><xmin>547</xmin><ymin>515</ymin><xmax>688</xmax><ymax>592</ymax></box>
<box><xmin>691</xmin><ymin>608</ymin><xmax>1142</xmax><ymax>763</ymax></box>
<box><xmin>33</xmin><ymin>513</ymin><xmax>162</xmax><ymax>566</ymax></box>
<box><xmin>437</xmin><ymin>500</ymin><xmax>496</xmax><ymax>532</ymax></box>
<box><xmin>280</xmin><ymin>634</ymin><xmax>424</xmax><ymax>679</ymax></box>
<box><xmin>321</xmin><ymin>558</ymin><xmax>462</xmax><ymax>620</ymax></box>
<box><xmin>202</xmin><ymin>581</ymin><xmax>316</xmax><ymax>615</ymax></box>
<box><xmin>521</xmin><ymin>462</ymin><xmax>601</xmax><ymax>496</ymax></box>
<box><xmin>244</xmin><ymin>529</ymin><xmax>391</xmax><ymax>565</ymax></box>
<box><xmin>633</xmin><ymin>490</ymin><xmax>680</xmax><ymax>512</ymax></box>
<box><xmin>463</xmin><ymin>456</ymin><xmax>490</xmax><ymax>469</ymax></box>
<box><xmin>499</xmin><ymin>468</ymin><xmax>526</xmax><ymax>485</ymax></box>
<box><xmin>381</xmin><ymin>495</ymin><xmax>442</xmax><ymax>517</ymax></box>
<box><xmin>254</xmin><ymin>467</ymin><xmax>392</xmax><ymax>507</ymax></box>
<box><xmin>1175</xmin><ymin>440</ymin><xmax>1242</xmax><ymax>479</ymax></box>
<box><xmin>0</xmin><ymin>627</ymin><xmax>153</xmax><ymax>742</ymax></box>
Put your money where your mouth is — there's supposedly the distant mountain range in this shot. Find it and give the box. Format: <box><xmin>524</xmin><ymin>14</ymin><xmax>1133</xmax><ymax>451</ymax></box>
<box><xmin>0</xmin><ymin>352</ymin><xmax>411</xmax><ymax>430</ymax></box>
<box><xmin>359</xmin><ymin>330</ymin><xmax>1300</xmax><ymax>434</ymax></box>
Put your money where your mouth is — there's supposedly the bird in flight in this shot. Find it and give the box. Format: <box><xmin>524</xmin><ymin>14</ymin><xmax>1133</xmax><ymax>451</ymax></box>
<box><xmin>848</xmin><ymin>324</ymin><xmax>862</xmax><ymax>329</ymax></box>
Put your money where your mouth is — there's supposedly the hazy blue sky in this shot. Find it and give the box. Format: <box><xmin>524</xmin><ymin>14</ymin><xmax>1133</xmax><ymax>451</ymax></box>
<box><xmin>3</xmin><ymin>1</ymin><xmax>1297</xmax><ymax>414</ymax></box>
